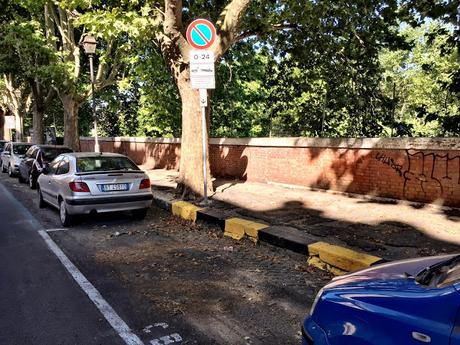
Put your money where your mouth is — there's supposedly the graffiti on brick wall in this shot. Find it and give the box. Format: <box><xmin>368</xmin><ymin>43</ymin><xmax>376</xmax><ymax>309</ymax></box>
<box><xmin>375</xmin><ymin>152</ymin><xmax>404</xmax><ymax>177</ymax></box>
<box><xmin>375</xmin><ymin>150</ymin><xmax>460</xmax><ymax>199</ymax></box>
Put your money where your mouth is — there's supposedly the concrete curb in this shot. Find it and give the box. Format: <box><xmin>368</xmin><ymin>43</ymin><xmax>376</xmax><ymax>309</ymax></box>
<box><xmin>224</xmin><ymin>218</ymin><xmax>269</xmax><ymax>241</ymax></box>
<box><xmin>308</xmin><ymin>242</ymin><xmax>383</xmax><ymax>272</ymax></box>
<box><xmin>171</xmin><ymin>201</ymin><xmax>202</xmax><ymax>222</ymax></box>
<box><xmin>152</xmin><ymin>194</ymin><xmax>384</xmax><ymax>275</ymax></box>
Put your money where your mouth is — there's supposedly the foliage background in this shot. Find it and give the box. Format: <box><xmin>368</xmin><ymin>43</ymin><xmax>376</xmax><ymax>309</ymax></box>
<box><xmin>1</xmin><ymin>0</ymin><xmax>459</xmax><ymax>139</ymax></box>
<box><xmin>86</xmin><ymin>21</ymin><xmax>460</xmax><ymax>138</ymax></box>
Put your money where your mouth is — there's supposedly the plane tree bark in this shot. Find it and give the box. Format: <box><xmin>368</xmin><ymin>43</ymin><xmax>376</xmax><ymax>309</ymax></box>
<box><xmin>0</xmin><ymin>107</ymin><xmax>5</xmax><ymax>140</ymax></box>
<box><xmin>2</xmin><ymin>73</ymin><xmax>31</xmax><ymax>142</ymax></box>
<box><xmin>29</xmin><ymin>78</ymin><xmax>55</xmax><ymax>144</ymax></box>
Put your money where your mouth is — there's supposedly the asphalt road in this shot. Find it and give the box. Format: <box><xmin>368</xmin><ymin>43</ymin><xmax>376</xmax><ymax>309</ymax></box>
<box><xmin>0</xmin><ymin>171</ymin><xmax>331</xmax><ymax>345</ymax></box>
<box><xmin>0</xmin><ymin>182</ymin><xmax>127</xmax><ymax>345</ymax></box>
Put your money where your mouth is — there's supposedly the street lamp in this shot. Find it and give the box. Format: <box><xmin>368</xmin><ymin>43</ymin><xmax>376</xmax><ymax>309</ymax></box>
<box><xmin>82</xmin><ymin>33</ymin><xmax>99</xmax><ymax>152</ymax></box>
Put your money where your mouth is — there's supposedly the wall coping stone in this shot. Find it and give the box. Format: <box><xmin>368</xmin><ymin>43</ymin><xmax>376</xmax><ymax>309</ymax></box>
<box><xmin>81</xmin><ymin>137</ymin><xmax>181</xmax><ymax>144</ymax></box>
<box><xmin>80</xmin><ymin>137</ymin><xmax>460</xmax><ymax>151</ymax></box>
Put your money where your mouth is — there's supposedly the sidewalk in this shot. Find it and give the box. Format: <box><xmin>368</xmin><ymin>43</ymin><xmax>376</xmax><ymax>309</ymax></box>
<box><xmin>144</xmin><ymin>168</ymin><xmax>460</xmax><ymax>265</ymax></box>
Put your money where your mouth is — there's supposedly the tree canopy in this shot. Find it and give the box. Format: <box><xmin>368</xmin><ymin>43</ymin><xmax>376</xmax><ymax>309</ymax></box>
<box><xmin>1</xmin><ymin>0</ymin><xmax>458</xmax><ymax>141</ymax></box>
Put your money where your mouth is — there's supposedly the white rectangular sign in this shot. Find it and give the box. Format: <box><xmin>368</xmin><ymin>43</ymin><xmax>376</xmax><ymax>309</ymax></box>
<box><xmin>190</xmin><ymin>50</ymin><xmax>215</xmax><ymax>90</ymax></box>
<box><xmin>4</xmin><ymin>116</ymin><xmax>15</xmax><ymax>129</ymax></box>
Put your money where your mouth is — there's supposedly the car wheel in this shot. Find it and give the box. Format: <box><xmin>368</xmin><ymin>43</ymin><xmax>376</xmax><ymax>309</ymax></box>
<box><xmin>8</xmin><ymin>165</ymin><xmax>14</xmax><ymax>177</ymax></box>
<box><xmin>18</xmin><ymin>172</ymin><xmax>25</xmax><ymax>183</ymax></box>
<box><xmin>59</xmin><ymin>199</ymin><xmax>73</xmax><ymax>227</ymax></box>
<box><xmin>37</xmin><ymin>187</ymin><xmax>46</xmax><ymax>209</ymax></box>
<box><xmin>131</xmin><ymin>208</ymin><xmax>148</xmax><ymax>220</ymax></box>
<box><xmin>1</xmin><ymin>163</ymin><xmax>6</xmax><ymax>173</ymax></box>
<box><xmin>29</xmin><ymin>173</ymin><xmax>37</xmax><ymax>189</ymax></box>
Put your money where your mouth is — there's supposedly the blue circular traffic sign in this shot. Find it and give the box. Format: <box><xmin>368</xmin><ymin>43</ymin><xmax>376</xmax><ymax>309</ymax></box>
<box><xmin>186</xmin><ymin>19</ymin><xmax>216</xmax><ymax>50</ymax></box>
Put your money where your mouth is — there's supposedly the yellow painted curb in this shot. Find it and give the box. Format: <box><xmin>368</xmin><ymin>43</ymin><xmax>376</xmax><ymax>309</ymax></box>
<box><xmin>308</xmin><ymin>242</ymin><xmax>382</xmax><ymax>273</ymax></box>
<box><xmin>224</xmin><ymin>218</ymin><xmax>269</xmax><ymax>241</ymax></box>
<box><xmin>307</xmin><ymin>256</ymin><xmax>347</xmax><ymax>276</ymax></box>
<box><xmin>171</xmin><ymin>201</ymin><xmax>202</xmax><ymax>222</ymax></box>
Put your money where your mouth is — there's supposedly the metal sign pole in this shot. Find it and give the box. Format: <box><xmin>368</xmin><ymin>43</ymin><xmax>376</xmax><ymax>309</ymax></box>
<box><xmin>200</xmin><ymin>89</ymin><xmax>208</xmax><ymax>204</ymax></box>
<box><xmin>187</xmin><ymin>19</ymin><xmax>217</xmax><ymax>204</ymax></box>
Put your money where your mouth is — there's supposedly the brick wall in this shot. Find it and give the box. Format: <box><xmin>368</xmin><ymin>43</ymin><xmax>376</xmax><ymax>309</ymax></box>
<box><xmin>81</xmin><ymin>137</ymin><xmax>460</xmax><ymax>207</ymax></box>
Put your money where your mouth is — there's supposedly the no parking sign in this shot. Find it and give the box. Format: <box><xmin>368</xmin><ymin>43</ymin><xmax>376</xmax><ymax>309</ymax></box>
<box><xmin>186</xmin><ymin>19</ymin><xmax>216</xmax><ymax>90</ymax></box>
<box><xmin>186</xmin><ymin>19</ymin><xmax>216</xmax><ymax>50</ymax></box>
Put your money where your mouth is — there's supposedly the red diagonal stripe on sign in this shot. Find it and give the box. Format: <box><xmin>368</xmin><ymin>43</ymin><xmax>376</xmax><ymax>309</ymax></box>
<box><xmin>192</xmin><ymin>25</ymin><xmax>210</xmax><ymax>45</ymax></box>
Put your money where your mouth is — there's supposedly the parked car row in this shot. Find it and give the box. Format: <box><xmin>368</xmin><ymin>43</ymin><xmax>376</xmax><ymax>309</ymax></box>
<box><xmin>0</xmin><ymin>142</ymin><xmax>153</xmax><ymax>226</ymax></box>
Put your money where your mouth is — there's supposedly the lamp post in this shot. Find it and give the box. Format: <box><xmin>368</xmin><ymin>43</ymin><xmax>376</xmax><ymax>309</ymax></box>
<box><xmin>82</xmin><ymin>34</ymin><xmax>99</xmax><ymax>152</ymax></box>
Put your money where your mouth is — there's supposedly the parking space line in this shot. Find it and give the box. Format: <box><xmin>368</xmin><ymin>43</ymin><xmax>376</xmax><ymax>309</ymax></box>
<box><xmin>38</xmin><ymin>230</ymin><xmax>144</xmax><ymax>345</ymax></box>
<box><xmin>45</xmin><ymin>228</ymin><xmax>68</xmax><ymax>232</ymax></box>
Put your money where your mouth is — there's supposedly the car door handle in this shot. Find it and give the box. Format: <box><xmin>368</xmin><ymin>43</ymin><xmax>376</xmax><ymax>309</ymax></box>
<box><xmin>412</xmin><ymin>332</ymin><xmax>431</xmax><ymax>343</ymax></box>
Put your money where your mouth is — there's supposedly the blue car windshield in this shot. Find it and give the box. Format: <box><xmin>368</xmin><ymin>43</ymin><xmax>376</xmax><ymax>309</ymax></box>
<box><xmin>76</xmin><ymin>157</ymin><xmax>140</xmax><ymax>173</ymax></box>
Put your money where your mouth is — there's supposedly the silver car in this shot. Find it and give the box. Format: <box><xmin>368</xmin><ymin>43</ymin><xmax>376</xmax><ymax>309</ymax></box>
<box><xmin>37</xmin><ymin>152</ymin><xmax>153</xmax><ymax>226</ymax></box>
<box><xmin>1</xmin><ymin>142</ymin><xmax>33</xmax><ymax>177</ymax></box>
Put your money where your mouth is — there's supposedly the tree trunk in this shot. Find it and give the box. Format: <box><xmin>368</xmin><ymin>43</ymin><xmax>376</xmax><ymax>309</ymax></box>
<box><xmin>176</xmin><ymin>69</ymin><xmax>213</xmax><ymax>199</ymax></box>
<box><xmin>0</xmin><ymin>109</ymin><xmax>4</xmax><ymax>140</ymax></box>
<box><xmin>32</xmin><ymin>103</ymin><xmax>44</xmax><ymax>144</ymax></box>
<box><xmin>60</xmin><ymin>93</ymin><xmax>80</xmax><ymax>151</ymax></box>
<box><xmin>30</xmin><ymin>79</ymin><xmax>52</xmax><ymax>145</ymax></box>
<box><xmin>14</xmin><ymin>110</ymin><xmax>24</xmax><ymax>142</ymax></box>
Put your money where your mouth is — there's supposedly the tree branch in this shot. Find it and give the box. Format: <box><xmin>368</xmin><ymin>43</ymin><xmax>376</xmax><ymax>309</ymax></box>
<box><xmin>47</xmin><ymin>3</ymin><xmax>72</xmax><ymax>48</ymax></box>
<box><xmin>235</xmin><ymin>23</ymin><xmax>301</xmax><ymax>41</ymax></box>
<box><xmin>95</xmin><ymin>39</ymin><xmax>114</xmax><ymax>82</ymax></box>
<box><xmin>214</xmin><ymin>0</ymin><xmax>251</xmax><ymax>59</ymax></box>
<box><xmin>162</xmin><ymin>0</ymin><xmax>188</xmax><ymax>61</ymax></box>
<box><xmin>44</xmin><ymin>87</ymin><xmax>56</xmax><ymax>109</ymax></box>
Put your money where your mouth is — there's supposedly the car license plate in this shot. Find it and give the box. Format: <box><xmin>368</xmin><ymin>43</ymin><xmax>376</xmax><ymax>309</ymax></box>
<box><xmin>101</xmin><ymin>183</ymin><xmax>129</xmax><ymax>192</ymax></box>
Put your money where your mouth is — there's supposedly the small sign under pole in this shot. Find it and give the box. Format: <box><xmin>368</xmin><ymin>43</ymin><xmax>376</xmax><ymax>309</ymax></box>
<box><xmin>186</xmin><ymin>19</ymin><xmax>217</xmax><ymax>204</ymax></box>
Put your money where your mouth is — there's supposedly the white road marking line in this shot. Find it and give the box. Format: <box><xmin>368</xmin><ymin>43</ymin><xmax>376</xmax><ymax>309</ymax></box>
<box><xmin>154</xmin><ymin>323</ymin><xmax>169</xmax><ymax>329</ymax></box>
<box><xmin>143</xmin><ymin>325</ymin><xmax>153</xmax><ymax>334</ymax></box>
<box><xmin>38</xmin><ymin>230</ymin><xmax>144</xmax><ymax>345</ymax></box>
<box><xmin>45</xmin><ymin>228</ymin><xmax>68</xmax><ymax>232</ymax></box>
<box><xmin>150</xmin><ymin>333</ymin><xmax>182</xmax><ymax>345</ymax></box>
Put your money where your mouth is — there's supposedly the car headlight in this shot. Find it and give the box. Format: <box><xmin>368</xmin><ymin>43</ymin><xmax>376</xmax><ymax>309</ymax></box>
<box><xmin>310</xmin><ymin>288</ymin><xmax>324</xmax><ymax>316</ymax></box>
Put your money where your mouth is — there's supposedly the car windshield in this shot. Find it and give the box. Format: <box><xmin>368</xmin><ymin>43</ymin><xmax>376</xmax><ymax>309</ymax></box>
<box><xmin>437</xmin><ymin>265</ymin><xmax>460</xmax><ymax>288</ymax></box>
<box><xmin>76</xmin><ymin>156</ymin><xmax>140</xmax><ymax>173</ymax></box>
<box><xmin>13</xmin><ymin>144</ymin><xmax>31</xmax><ymax>155</ymax></box>
<box><xmin>416</xmin><ymin>255</ymin><xmax>460</xmax><ymax>287</ymax></box>
<box><xmin>42</xmin><ymin>147</ymin><xmax>73</xmax><ymax>161</ymax></box>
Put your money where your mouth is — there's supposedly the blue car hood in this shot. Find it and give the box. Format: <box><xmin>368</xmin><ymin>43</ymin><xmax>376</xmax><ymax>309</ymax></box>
<box><xmin>326</xmin><ymin>254</ymin><xmax>458</xmax><ymax>289</ymax></box>
<box><xmin>309</xmin><ymin>255</ymin><xmax>460</xmax><ymax>345</ymax></box>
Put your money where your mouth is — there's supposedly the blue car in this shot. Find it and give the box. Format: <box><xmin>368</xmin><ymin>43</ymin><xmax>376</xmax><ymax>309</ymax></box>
<box><xmin>303</xmin><ymin>254</ymin><xmax>460</xmax><ymax>345</ymax></box>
